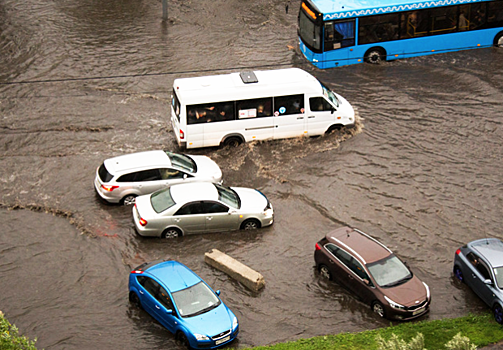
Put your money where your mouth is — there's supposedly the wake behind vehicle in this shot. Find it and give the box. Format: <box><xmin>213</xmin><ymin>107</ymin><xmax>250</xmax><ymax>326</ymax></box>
<box><xmin>133</xmin><ymin>182</ymin><xmax>274</xmax><ymax>238</ymax></box>
<box><xmin>453</xmin><ymin>238</ymin><xmax>503</xmax><ymax>324</ymax></box>
<box><xmin>298</xmin><ymin>0</ymin><xmax>503</xmax><ymax>69</ymax></box>
<box><xmin>129</xmin><ymin>259</ymin><xmax>239</xmax><ymax>349</ymax></box>
<box><xmin>171</xmin><ymin>68</ymin><xmax>355</xmax><ymax>149</ymax></box>
<box><xmin>314</xmin><ymin>226</ymin><xmax>430</xmax><ymax>320</ymax></box>
<box><xmin>94</xmin><ymin>150</ymin><xmax>222</xmax><ymax>205</ymax></box>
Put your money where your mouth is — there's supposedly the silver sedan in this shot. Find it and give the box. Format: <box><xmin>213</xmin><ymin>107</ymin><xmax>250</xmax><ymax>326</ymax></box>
<box><xmin>133</xmin><ymin>182</ymin><xmax>274</xmax><ymax>238</ymax></box>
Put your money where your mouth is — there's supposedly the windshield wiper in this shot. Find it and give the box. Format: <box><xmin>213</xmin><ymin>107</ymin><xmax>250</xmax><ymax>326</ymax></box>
<box><xmin>184</xmin><ymin>303</ymin><xmax>219</xmax><ymax>318</ymax></box>
<box><xmin>381</xmin><ymin>275</ymin><xmax>412</xmax><ymax>288</ymax></box>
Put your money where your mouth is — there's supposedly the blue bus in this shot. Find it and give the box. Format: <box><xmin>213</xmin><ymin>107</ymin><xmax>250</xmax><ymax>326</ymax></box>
<box><xmin>298</xmin><ymin>0</ymin><xmax>503</xmax><ymax>68</ymax></box>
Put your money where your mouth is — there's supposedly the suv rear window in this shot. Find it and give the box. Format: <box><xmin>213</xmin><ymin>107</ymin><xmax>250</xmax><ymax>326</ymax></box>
<box><xmin>98</xmin><ymin>163</ymin><xmax>113</xmax><ymax>182</ymax></box>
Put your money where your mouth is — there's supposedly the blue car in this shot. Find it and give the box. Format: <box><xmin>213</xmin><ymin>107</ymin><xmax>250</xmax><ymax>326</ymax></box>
<box><xmin>129</xmin><ymin>260</ymin><xmax>239</xmax><ymax>349</ymax></box>
<box><xmin>453</xmin><ymin>238</ymin><xmax>503</xmax><ymax>324</ymax></box>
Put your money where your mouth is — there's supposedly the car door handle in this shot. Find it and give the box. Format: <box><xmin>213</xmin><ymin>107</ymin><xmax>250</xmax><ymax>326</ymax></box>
<box><xmin>155</xmin><ymin>305</ymin><xmax>160</xmax><ymax>310</ymax></box>
<box><xmin>308</xmin><ymin>116</ymin><xmax>315</xmax><ymax>119</ymax></box>
<box><xmin>472</xmin><ymin>274</ymin><xmax>477</xmax><ymax>278</ymax></box>
<box><xmin>174</xmin><ymin>218</ymin><xmax>181</xmax><ymax>222</ymax></box>
<box><xmin>348</xmin><ymin>274</ymin><xmax>354</xmax><ymax>279</ymax></box>
<box><xmin>206</xmin><ymin>217</ymin><xmax>213</xmax><ymax>221</ymax></box>
<box><xmin>297</xmin><ymin>116</ymin><xmax>304</xmax><ymax>120</ymax></box>
<box><xmin>329</xmin><ymin>260</ymin><xmax>335</xmax><ymax>264</ymax></box>
<box><xmin>139</xmin><ymin>290</ymin><xmax>144</xmax><ymax>295</ymax></box>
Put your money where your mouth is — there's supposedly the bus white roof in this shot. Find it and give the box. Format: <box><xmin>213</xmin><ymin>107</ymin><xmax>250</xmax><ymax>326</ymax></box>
<box><xmin>308</xmin><ymin>0</ymin><xmax>489</xmax><ymax>20</ymax></box>
<box><xmin>173</xmin><ymin>68</ymin><xmax>324</xmax><ymax>105</ymax></box>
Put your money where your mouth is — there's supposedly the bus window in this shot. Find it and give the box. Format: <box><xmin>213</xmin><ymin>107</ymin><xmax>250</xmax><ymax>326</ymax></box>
<box><xmin>359</xmin><ymin>13</ymin><xmax>399</xmax><ymax>44</ymax></box>
<box><xmin>401</xmin><ymin>10</ymin><xmax>428</xmax><ymax>38</ymax></box>
<box><xmin>187</xmin><ymin>102</ymin><xmax>235</xmax><ymax>124</ymax></box>
<box><xmin>488</xmin><ymin>1</ymin><xmax>503</xmax><ymax>28</ymax></box>
<box><xmin>172</xmin><ymin>93</ymin><xmax>181</xmax><ymax>122</ymax></box>
<box><xmin>324</xmin><ymin>19</ymin><xmax>355</xmax><ymax>50</ymax></box>
<box><xmin>274</xmin><ymin>95</ymin><xmax>304</xmax><ymax>116</ymax></box>
<box><xmin>309</xmin><ymin>97</ymin><xmax>333</xmax><ymax>112</ymax></box>
<box><xmin>465</xmin><ymin>3</ymin><xmax>487</xmax><ymax>30</ymax></box>
<box><xmin>236</xmin><ymin>98</ymin><xmax>272</xmax><ymax>119</ymax></box>
<box><xmin>430</xmin><ymin>6</ymin><xmax>457</xmax><ymax>35</ymax></box>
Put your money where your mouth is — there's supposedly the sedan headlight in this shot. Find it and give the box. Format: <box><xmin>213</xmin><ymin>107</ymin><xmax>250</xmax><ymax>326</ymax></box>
<box><xmin>194</xmin><ymin>334</ymin><xmax>210</xmax><ymax>341</ymax></box>
<box><xmin>232</xmin><ymin>316</ymin><xmax>238</xmax><ymax>331</ymax></box>
<box><xmin>384</xmin><ymin>295</ymin><xmax>406</xmax><ymax>310</ymax></box>
<box><xmin>423</xmin><ymin>282</ymin><xmax>430</xmax><ymax>300</ymax></box>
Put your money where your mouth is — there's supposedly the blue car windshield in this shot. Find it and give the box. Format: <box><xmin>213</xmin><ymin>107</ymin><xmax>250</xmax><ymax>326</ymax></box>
<box><xmin>494</xmin><ymin>267</ymin><xmax>503</xmax><ymax>289</ymax></box>
<box><xmin>367</xmin><ymin>255</ymin><xmax>412</xmax><ymax>288</ymax></box>
<box><xmin>172</xmin><ymin>281</ymin><xmax>221</xmax><ymax>317</ymax></box>
<box><xmin>151</xmin><ymin>188</ymin><xmax>176</xmax><ymax>213</ymax></box>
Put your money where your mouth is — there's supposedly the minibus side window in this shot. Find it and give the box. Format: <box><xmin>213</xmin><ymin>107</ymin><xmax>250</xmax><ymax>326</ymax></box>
<box><xmin>274</xmin><ymin>94</ymin><xmax>304</xmax><ymax>116</ymax></box>
<box><xmin>187</xmin><ymin>102</ymin><xmax>235</xmax><ymax>124</ymax></box>
<box><xmin>309</xmin><ymin>97</ymin><xmax>333</xmax><ymax>112</ymax></box>
<box><xmin>236</xmin><ymin>98</ymin><xmax>272</xmax><ymax>119</ymax></box>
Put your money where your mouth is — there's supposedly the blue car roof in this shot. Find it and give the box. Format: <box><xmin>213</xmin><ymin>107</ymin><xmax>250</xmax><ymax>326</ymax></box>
<box><xmin>146</xmin><ymin>260</ymin><xmax>202</xmax><ymax>292</ymax></box>
<box><xmin>470</xmin><ymin>238</ymin><xmax>503</xmax><ymax>268</ymax></box>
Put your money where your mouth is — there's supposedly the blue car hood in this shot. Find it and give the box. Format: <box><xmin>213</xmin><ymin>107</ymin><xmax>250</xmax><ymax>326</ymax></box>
<box><xmin>183</xmin><ymin>303</ymin><xmax>234</xmax><ymax>337</ymax></box>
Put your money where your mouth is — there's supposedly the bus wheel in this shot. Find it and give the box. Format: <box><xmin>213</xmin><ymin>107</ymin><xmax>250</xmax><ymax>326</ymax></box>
<box><xmin>364</xmin><ymin>47</ymin><xmax>386</xmax><ymax>64</ymax></box>
<box><xmin>223</xmin><ymin>136</ymin><xmax>242</xmax><ymax>148</ymax></box>
<box><xmin>494</xmin><ymin>32</ymin><xmax>503</xmax><ymax>47</ymax></box>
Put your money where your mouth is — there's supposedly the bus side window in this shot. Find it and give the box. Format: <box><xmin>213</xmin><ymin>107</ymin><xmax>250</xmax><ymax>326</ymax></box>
<box><xmin>488</xmin><ymin>1</ymin><xmax>503</xmax><ymax>27</ymax></box>
<box><xmin>274</xmin><ymin>95</ymin><xmax>304</xmax><ymax>115</ymax></box>
<box><xmin>236</xmin><ymin>98</ymin><xmax>272</xmax><ymax>118</ymax></box>
<box><xmin>309</xmin><ymin>97</ymin><xmax>332</xmax><ymax>112</ymax></box>
<box><xmin>324</xmin><ymin>20</ymin><xmax>355</xmax><ymax>51</ymax></box>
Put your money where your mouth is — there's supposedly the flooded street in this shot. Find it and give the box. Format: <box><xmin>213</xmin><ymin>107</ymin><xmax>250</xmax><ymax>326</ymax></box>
<box><xmin>1</xmin><ymin>0</ymin><xmax>503</xmax><ymax>349</ymax></box>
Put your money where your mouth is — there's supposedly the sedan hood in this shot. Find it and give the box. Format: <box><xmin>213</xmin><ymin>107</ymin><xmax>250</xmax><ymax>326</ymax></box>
<box><xmin>384</xmin><ymin>276</ymin><xmax>428</xmax><ymax>307</ymax></box>
<box><xmin>191</xmin><ymin>155</ymin><xmax>223</xmax><ymax>183</ymax></box>
<box><xmin>232</xmin><ymin>187</ymin><xmax>268</xmax><ymax>211</ymax></box>
<box><xmin>183</xmin><ymin>303</ymin><xmax>234</xmax><ymax>337</ymax></box>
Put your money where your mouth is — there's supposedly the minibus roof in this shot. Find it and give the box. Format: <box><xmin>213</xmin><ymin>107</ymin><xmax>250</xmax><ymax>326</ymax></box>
<box><xmin>173</xmin><ymin>68</ymin><xmax>325</xmax><ymax>105</ymax></box>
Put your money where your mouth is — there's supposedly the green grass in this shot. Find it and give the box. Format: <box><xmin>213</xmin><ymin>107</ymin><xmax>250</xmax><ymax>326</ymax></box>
<box><xmin>248</xmin><ymin>313</ymin><xmax>503</xmax><ymax>350</ymax></box>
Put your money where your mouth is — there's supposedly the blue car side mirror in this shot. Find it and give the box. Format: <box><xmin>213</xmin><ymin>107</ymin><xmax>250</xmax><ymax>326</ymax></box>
<box><xmin>216</xmin><ymin>290</ymin><xmax>221</xmax><ymax>296</ymax></box>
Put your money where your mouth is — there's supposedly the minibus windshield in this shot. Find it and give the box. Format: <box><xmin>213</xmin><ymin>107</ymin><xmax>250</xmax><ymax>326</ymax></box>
<box><xmin>321</xmin><ymin>83</ymin><xmax>340</xmax><ymax>108</ymax></box>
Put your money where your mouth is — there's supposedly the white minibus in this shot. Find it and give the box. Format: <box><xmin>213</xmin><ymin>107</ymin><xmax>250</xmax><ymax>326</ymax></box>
<box><xmin>170</xmin><ymin>68</ymin><xmax>355</xmax><ymax>149</ymax></box>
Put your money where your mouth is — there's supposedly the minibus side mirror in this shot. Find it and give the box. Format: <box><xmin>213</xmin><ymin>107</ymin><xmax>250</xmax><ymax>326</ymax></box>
<box><xmin>331</xmin><ymin>107</ymin><xmax>336</xmax><ymax>114</ymax></box>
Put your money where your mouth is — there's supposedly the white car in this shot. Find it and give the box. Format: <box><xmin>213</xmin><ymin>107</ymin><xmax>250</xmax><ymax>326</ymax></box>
<box><xmin>133</xmin><ymin>182</ymin><xmax>274</xmax><ymax>238</ymax></box>
<box><xmin>94</xmin><ymin>150</ymin><xmax>222</xmax><ymax>205</ymax></box>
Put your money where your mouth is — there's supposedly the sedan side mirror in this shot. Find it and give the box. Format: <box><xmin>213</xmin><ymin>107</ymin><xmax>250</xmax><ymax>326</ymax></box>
<box><xmin>165</xmin><ymin>309</ymin><xmax>173</xmax><ymax>314</ymax></box>
<box><xmin>183</xmin><ymin>174</ymin><xmax>188</xmax><ymax>180</ymax></box>
<box><xmin>484</xmin><ymin>279</ymin><xmax>493</xmax><ymax>285</ymax></box>
<box><xmin>216</xmin><ymin>290</ymin><xmax>221</xmax><ymax>296</ymax></box>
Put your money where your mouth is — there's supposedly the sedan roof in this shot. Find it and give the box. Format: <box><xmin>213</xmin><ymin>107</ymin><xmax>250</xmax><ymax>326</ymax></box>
<box><xmin>471</xmin><ymin>238</ymin><xmax>503</xmax><ymax>268</ymax></box>
<box><xmin>170</xmin><ymin>182</ymin><xmax>218</xmax><ymax>203</ymax></box>
<box><xmin>105</xmin><ymin>150</ymin><xmax>171</xmax><ymax>174</ymax></box>
<box><xmin>147</xmin><ymin>260</ymin><xmax>201</xmax><ymax>292</ymax></box>
<box><xmin>326</xmin><ymin>226</ymin><xmax>392</xmax><ymax>265</ymax></box>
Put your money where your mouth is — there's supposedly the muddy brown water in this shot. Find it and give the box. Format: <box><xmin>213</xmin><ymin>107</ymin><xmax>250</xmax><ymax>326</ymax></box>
<box><xmin>1</xmin><ymin>0</ymin><xmax>503</xmax><ymax>349</ymax></box>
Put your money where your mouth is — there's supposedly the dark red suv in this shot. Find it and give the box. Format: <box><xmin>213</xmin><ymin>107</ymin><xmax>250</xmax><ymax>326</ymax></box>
<box><xmin>314</xmin><ymin>226</ymin><xmax>430</xmax><ymax>320</ymax></box>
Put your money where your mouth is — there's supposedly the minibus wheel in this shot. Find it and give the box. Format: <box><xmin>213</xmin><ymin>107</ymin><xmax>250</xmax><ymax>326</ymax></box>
<box><xmin>223</xmin><ymin>136</ymin><xmax>242</xmax><ymax>148</ymax></box>
<box><xmin>364</xmin><ymin>47</ymin><xmax>386</xmax><ymax>64</ymax></box>
<box><xmin>494</xmin><ymin>32</ymin><xmax>503</xmax><ymax>47</ymax></box>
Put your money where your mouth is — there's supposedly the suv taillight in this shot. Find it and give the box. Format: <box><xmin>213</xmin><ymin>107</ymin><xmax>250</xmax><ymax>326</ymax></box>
<box><xmin>315</xmin><ymin>243</ymin><xmax>321</xmax><ymax>251</ymax></box>
<box><xmin>139</xmin><ymin>217</ymin><xmax>148</xmax><ymax>227</ymax></box>
<box><xmin>101</xmin><ymin>185</ymin><xmax>119</xmax><ymax>192</ymax></box>
<box><xmin>455</xmin><ymin>248</ymin><xmax>461</xmax><ymax>255</ymax></box>
<box><xmin>180</xmin><ymin>129</ymin><xmax>185</xmax><ymax>140</ymax></box>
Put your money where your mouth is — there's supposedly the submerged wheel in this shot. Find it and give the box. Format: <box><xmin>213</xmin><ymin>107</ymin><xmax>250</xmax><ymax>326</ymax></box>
<box><xmin>372</xmin><ymin>301</ymin><xmax>386</xmax><ymax>318</ymax></box>
<box><xmin>364</xmin><ymin>47</ymin><xmax>386</xmax><ymax>64</ymax></box>
<box><xmin>240</xmin><ymin>219</ymin><xmax>260</xmax><ymax>230</ymax></box>
<box><xmin>494</xmin><ymin>304</ymin><xmax>503</xmax><ymax>324</ymax></box>
<box><xmin>122</xmin><ymin>194</ymin><xmax>136</xmax><ymax>206</ymax></box>
<box><xmin>326</xmin><ymin>124</ymin><xmax>342</xmax><ymax>135</ymax></box>
<box><xmin>162</xmin><ymin>228</ymin><xmax>181</xmax><ymax>239</ymax></box>
<box><xmin>223</xmin><ymin>136</ymin><xmax>243</xmax><ymax>148</ymax></box>
<box><xmin>495</xmin><ymin>32</ymin><xmax>503</xmax><ymax>47</ymax></box>
<box><xmin>454</xmin><ymin>265</ymin><xmax>464</xmax><ymax>282</ymax></box>
<box><xmin>319</xmin><ymin>264</ymin><xmax>332</xmax><ymax>280</ymax></box>
<box><xmin>176</xmin><ymin>332</ymin><xmax>191</xmax><ymax>349</ymax></box>
<box><xmin>129</xmin><ymin>292</ymin><xmax>142</xmax><ymax>309</ymax></box>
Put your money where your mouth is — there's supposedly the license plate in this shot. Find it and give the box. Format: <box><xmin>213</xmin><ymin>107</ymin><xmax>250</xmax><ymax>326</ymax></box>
<box><xmin>412</xmin><ymin>307</ymin><xmax>425</xmax><ymax>316</ymax></box>
<box><xmin>215</xmin><ymin>336</ymin><xmax>230</xmax><ymax>345</ymax></box>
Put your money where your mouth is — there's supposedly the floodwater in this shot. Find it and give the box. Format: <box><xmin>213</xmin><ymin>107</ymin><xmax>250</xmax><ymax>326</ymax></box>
<box><xmin>1</xmin><ymin>0</ymin><xmax>503</xmax><ymax>349</ymax></box>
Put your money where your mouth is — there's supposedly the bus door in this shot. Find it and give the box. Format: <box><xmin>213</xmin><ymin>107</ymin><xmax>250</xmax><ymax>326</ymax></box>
<box><xmin>323</xmin><ymin>19</ymin><xmax>356</xmax><ymax>67</ymax></box>
<box><xmin>307</xmin><ymin>96</ymin><xmax>336</xmax><ymax>135</ymax></box>
<box><xmin>273</xmin><ymin>94</ymin><xmax>306</xmax><ymax>139</ymax></box>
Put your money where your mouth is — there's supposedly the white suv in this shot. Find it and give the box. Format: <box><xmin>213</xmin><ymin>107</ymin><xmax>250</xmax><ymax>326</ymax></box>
<box><xmin>94</xmin><ymin>150</ymin><xmax>223</xmax><ymax>205</ymax></box>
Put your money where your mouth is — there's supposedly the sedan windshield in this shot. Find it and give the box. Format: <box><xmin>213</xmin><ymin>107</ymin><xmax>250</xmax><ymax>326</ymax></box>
<box><xmin>495</xmin><ymin>267</ymin><xmax>503</xmax><ymax>289</ymax></box>
<box><xmin>215</xmin><ymin>184</ymin><xmax>240</xmax><ymax>209</ymax></box>
<box><xmin>151</xmin><ymin>188</ymin><xmax>176</xmax><ymax>213</ymax></box>
<box><xmin>172</xmin><ymin>281</ymin><xmax>220</xmax><ymax>317</ymax></box>
<box><xmin>367</xmin><ymin>255</ymin><xmax>412</xmax><ymax>288</ymax></box>
<box><xmin>166</xmin><ymin>152</ymin><xmax>196</xmax><ymax>173</ymax></box>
